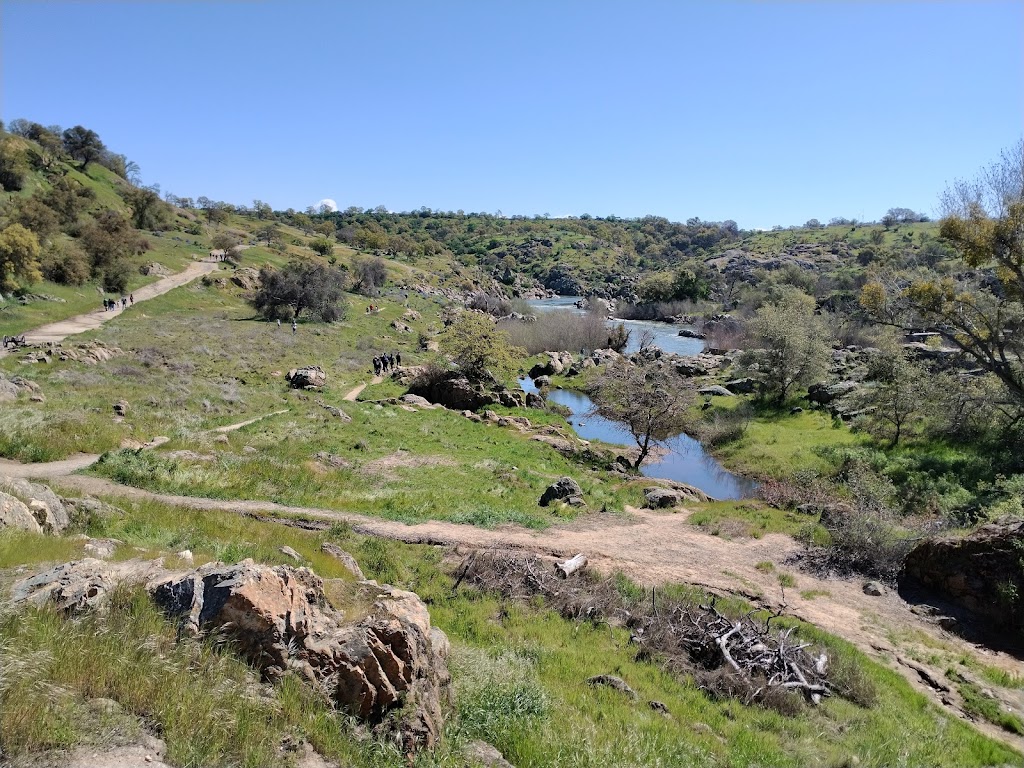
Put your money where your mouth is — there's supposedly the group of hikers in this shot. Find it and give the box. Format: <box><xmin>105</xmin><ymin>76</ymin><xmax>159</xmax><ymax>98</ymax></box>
<box><xmin>1</xmin><ymin>334</ymin><xmax>26</xmax><ymax>349</ymax></box>
<box><xmin>373</xmin><ymin>352</ymin><xmax>401</xmax><ymax>375</ymax></box>
<box><xmin>103</xmin><ymin>295</ymin><xmax>133</xmax><ymax>311</ymax></box>
<box><xmin>365</xmin><ymin>304</ymin><xmax>380</xmax><ymax>313</ymax></box>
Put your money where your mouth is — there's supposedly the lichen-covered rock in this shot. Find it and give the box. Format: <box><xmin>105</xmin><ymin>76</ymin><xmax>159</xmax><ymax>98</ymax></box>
<box><xmin>0</xmin><ymin>491</ymin><xmax>41</xmax><ymax>533</ymax></box>
<box><xmin>539</xmin><ymin>476</ymin><xmax>584</xmax><ymax>507</ymax></box>
<box><xmin>1</xmin><ymin>476</ymin><xmax>71</xmax><ymax>533</ymax></box>
<box><xmin>14</xmin><ymin>558</ymin><xmax>451</xmax><ymax>751</ymax></box>
<box><xmin>286</xmin><ymin>365</ymin><xmax>327</xmax><ymax>390</ymax></box>
<box><xmin>321</xmin><ymin>543</ymin><xmax>365</xmax><ymax>579</ymax></box>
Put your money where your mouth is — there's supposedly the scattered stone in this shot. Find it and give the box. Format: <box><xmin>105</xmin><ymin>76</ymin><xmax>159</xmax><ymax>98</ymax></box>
<box><xmin>863</xmin><ymin>581</ymin><xmax>884</xmax><ymax>597</ymax></box>
<box><xmin>317</xmin><ymin>400</ymin><xmax>351</xmax><ymax>421</ymax></box>
<box><xmin>140</xmin><ymin>262</ymin><xmax>172</xmax><ymax>276</ymax></box>
<box><xmin>525</xmin><ymin>392</ymin><xmax>544</xmax><ymax>409</ymax></box>
<box><xmin>286</xmin><ymin>365</ymin><xmax>327</xmax><ymax>390</ymax></box>
<box><xmin>176</xmin><ymin>549</ymin><xmax>194</xmax><ymax>565</ymax></box>
<box><xmin>539</xmin><ymin>476</ymin><xmax>584</xmax><ymax>507</ymax></box>
<box><xmin>463</xmin><ymin>740</ymin><xmax>516</xmax><ymax>768</ymax></box>
<box><xmin>29</xmin><ymin>393</ymin><xmax>45</xmax><ymax>402</ymax></box>
<box><xmin>391</xmin><ymin>320</ymin><xmax>413</xmax><ymax>333</ymax></box>
<box><xmin>84</xmin><ymin>538</ymin><xmax>121</xmax><ymax>559</ymax></box>
<box><xmin>314</xmin><ymin>452</ymin><xmax>353</xmax><ymax>470</ymax></box>
<box><xmin>532</xmin><ymin>375</ymin><xmax>551</xmax><ymax>388</ymax></box>
<box><xmin>279</xmin><ymin>545</ymin><xmax>302</xmax><ymax>561</ymax></box>
<box><xmin>400</xmin><ymin>394</ymin><xmax>435</xmax><ymax>408</ymax></box>
<box><xmin>790</xmin><ymin>406</ymin><xmax>804</xmax><ymax>414</ymax></box>
<box><xmin>587</xmin><ymin>674</ymin><xmax>638</xmax><ymax>699</ymax></box>
<box><xmin>229</xmin><ymin>267</ymin><xmax>260</xmax><ymax>291</ymax></box>
<box><xmin>214</xmin><ymin>434</ymin><xmax>229</xmax><ymax>444</ymax></box>
<box><xmin>724</xmin><ymin>378</ymin><xmax>756</xmax><ymax>394</ymax></box>
<box><xmin>697</xmin><ymin>385</ymin><xmax>734</xmax><ymax>397</ymax></box>
<box><xmin>677</xmin><ymin>328</ymin><xmax>705</xmax><ymax>339</ymax></box>
<box><xmin>321</xmin><ymin>542</ymin><xmax>365</xmax><ymax>580</ymax></box>
<box><xmin>113</xmin><ymin>399</ymin><xmax>129</xmax><ymax>417</ymax></box>
<box><xmin>648</xmin><ymin>700</ymin><xmax>670</xmax><ymax>714</ymax></box>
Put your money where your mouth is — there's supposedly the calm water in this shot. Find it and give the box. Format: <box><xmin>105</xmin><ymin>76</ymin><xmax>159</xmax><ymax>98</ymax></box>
<box><xmin>526</xmin><ymin>296</ymin><xmax>705</xmax><ymax>357</ymax></box>
<box><xmin>519</xmin><ymin>378</ymin><xmax>758</xmax><ymax>500</ymax></box>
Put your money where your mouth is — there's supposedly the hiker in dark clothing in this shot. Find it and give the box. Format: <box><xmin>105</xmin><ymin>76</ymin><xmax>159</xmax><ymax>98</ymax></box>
<box><xmin>388</xmin><ymin>352</ymin><xmax>395</xmax><ymax>369</ymax></box>
<box><xmin>381</xmin><ymin>354</ymin><xmax>389</xmax><ymax>372</ymax></box>
<box><xmin>373</xmin><ymin>357</ymin><xmax>381</xmax><ymax>376</ymax></box>
<box><xmin>395</xmin><ymin>352</ymin><xmax>402</xmax><ymax>366</ymax></box>
<box><xmin>129</xmin><ymin>294</ymin><xmax>134</xmax><ymax>305</ymax></box>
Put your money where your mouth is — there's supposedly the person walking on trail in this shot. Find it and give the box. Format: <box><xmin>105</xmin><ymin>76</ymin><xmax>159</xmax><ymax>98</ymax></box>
<box><xmin>277</xmin><ymin>318</ymin><xmax>281</xmax><ymax>330</ymax></box>
<box><xmin>292</xmin><ymin>320</ymin><xmax>297</xmax><ymax>335</ymax></box>
<box><xmin>388</xmin><ymin>352</ymin><xmax>395</xmax><ymax>369</ymax></box>
<box><xmin>129</xmin><ymin>293</ymin><xmax>134</xmax><ymax>305</ymax></box>
<box><xmin>373</xmin><ymin>357</ymin><xmax>381</xmax><ymax>376</ymax></box>
<box><xmin>395</xmin><ymin>351</ymin><xmax>402</xmax><ymax>366</ymax></box>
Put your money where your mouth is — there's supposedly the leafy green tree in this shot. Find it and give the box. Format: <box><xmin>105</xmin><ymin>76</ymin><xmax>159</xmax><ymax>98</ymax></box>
<box><xmin>861</xmin><ymin>140</ymin><xmax>1024</xmax><ymax>408</ymax></box>
<box><xmin>0</xmin><ymin>136</ymin><xmax>29</xmax><ymax>191</ymax></box>
<box><xmin>589</xmin><ymin>360</ymin><xmax>695</xmax><ymax>469</ymax></box>
<box><xmin>439</xmin><ymin>311</ymin><xmax>525</xmax><ymax>382</ymax></box>
<box><xmin>0</xmin><ymin>224</ymin><xmax>42</xmax><ymax>292</ymax></box>
<box><xmin>80</xmin><ymin>210</ymin><xmax>141</xmax><ymax>275</ymax></box>
<box><xmin>61</xmin><ymin>125</ymin><xmax>106</xmax><ymax>169</ymax></box>
<box><xmin>250</xmin><ymin>261</ymin><xmax>348</xmax><ymax>321</ymax></box>
<box><xmin>40</xmin><ymin>240</ymin><xmax>90</xmax><ymax>285</ymax></box>
<box><xmin>42</xmin><ymin>176</ymin><xmax>94</xmax><ymax>228</ymax></box>
<box><xmin>310</xmin><ymin>237</ymin><xmax>334</xmax><ymax>258</ymax></box>
<box><xmin>122</xmin><ymin>185</ymin><xmax>170</xmax><ymax>230</ymax></box>
<box><xmin>855</xmin><ymin>345</ymin><xmax>929</xmax><ymax>446</ymax></box>
<box><xmin>13</xmin><ymin>195</ymin><xmax>59</xmax><ymax>241</ymax></box>
<box><xmin>742</xmin><ymin>288</ymin><xmax>831</xmax><ymax>402</ymax></box>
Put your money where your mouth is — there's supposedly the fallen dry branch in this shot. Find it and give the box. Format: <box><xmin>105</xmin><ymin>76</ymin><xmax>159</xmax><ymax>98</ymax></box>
<box><xmin>458</xmin><ymin>548</ymin><xmax>837</xmax><ymax>709</ymax></box>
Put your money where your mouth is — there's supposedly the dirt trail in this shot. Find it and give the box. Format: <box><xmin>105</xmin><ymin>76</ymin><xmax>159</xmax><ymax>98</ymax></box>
<box><xmin>3</xmin><ymin>462</ymin><xmax>1022</xmax><ymax>749</ymax></box>
<box><xmin>0</xmin><ymin>261</ymin><xmax>219</xmax><ymax>358</ymax></box>
<box><xmin>343</xmin><ymin>375</ymin><xmax>383</xmax><ymax>402</ymax></box>
<box><xmin>209</xmin><ymin>409</ymin><xmax>290</xmax><ymax>434</ymax></box>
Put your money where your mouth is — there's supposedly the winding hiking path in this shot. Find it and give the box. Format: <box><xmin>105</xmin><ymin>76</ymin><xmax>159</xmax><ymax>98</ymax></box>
<box><xmin>343</xmin><ymin>375</ymin><xmax>383</xmax><ymax>401</ymax></box>
<box><xmin>1</xmin><ymin>453</ymin><xmax>1021</xmax><ymax>749</ymax></box>
<box><xmin>0</xmin><ymin>261</ymin><xmax>219</xmax><ymax>358</ymax></box>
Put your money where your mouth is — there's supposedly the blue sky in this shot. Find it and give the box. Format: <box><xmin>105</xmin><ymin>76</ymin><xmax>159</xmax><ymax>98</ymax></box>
<box><xmin>2</xmin><ymin>1</ymin><xmax>1021</xmax><ymax>229</ymax></box>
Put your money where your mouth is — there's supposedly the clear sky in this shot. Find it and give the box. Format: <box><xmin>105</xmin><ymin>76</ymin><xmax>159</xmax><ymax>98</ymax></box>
<box><xmin>1</xmin><ymin>1</ymin><xmax>1021</xmax><ymax>229</ymax></box>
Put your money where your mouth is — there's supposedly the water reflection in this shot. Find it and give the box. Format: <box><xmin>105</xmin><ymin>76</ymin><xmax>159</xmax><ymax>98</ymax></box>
<box><xmin>520</xmin><ymin>377</ymin><xmax>757</xmax><ymax>500</ymax></box>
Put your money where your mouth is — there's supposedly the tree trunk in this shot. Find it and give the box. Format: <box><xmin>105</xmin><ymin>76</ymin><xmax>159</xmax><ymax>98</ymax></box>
<box><xmin>554</xmin><ymin>553</ymin><xmax>587</xmax><ymax>579</ymax></box>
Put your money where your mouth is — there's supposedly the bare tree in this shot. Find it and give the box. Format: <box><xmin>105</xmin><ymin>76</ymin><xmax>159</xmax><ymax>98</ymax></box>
<box><xmin>588</xmin><ymin>360</ymin><xmax>695</xmax><ymax>469</ymax></box>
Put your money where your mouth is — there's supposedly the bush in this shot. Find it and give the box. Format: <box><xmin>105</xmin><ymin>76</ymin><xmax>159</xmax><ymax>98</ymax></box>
<box><xmin>40</xmin><ymin>242</ymin><xmax>90</xmax><ymax>285</ymax></box>
<box><xmin>499</xmin><ymin>309</ymin><xmax>623</xmax><ymax>355</ymax></box>
<box><xmin>467</xmin><ymin>292</ymin><xmax>513</xmax><ymax>317</ymax></box>
<box><xmin>100</xmin><ymin>259</ymin><xmax>132</xmax><ymax>294</ymax></box>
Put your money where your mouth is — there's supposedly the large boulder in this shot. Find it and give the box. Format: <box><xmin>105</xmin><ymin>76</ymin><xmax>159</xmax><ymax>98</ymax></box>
<box><xmin>230</xmin><ymin>267</ymin><xmax>261</xmax><ymax>291</ymax></box>
<box><xmin>807</xmin><ymin>380</ymin><xmax>859</xmax><ymax>405</ymax></box>
<box><xmin>539</xmin><ymin>476</ymin><xmax>584</xmax><ymax>507</ymax></box>
<box><xmin>902</xmin><ymin>519</ymin><xmax>1024</xmax><ymax>642</ymax></box>
<box><xmin>0</xmin><ymin>491</ymin><xmax>41</xmax><ymax>533</ymax></box>
<box><xmin>407</xmin><ymin>373</ymin><xmax>499</xmax><ymax>412</ymax></box>
<box><xmin>14</xmin><ymin>558</ymin><xmax>451</xmax><ymax>751</ymax></box>
<box><xmin>0</xmin><ymin>477</ymin><xmax>71</xmax><ymax>533</ymax></box>
<box><xmin>529</xmin><ymin>352</ymin><xmax>564</xmax><ymax>378</ymax></box>
<box><xmin>286</xmin><ymin>366</ymin><xmax>327</xmax><ymax>390</ymax></box>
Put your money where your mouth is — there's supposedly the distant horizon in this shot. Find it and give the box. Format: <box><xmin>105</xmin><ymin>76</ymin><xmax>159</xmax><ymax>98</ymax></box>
<box><xmin>3</xmin><ymin>1</ymin><xmax>1021</xmax><ymax>230</ymax></box>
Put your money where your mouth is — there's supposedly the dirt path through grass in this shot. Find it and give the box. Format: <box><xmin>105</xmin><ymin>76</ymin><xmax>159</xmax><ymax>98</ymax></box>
<box><xmin>343</xmin><ymin>375</ymin><xmax>383</xmax><ymax>401</ymax></box>
<box><xmin>0</xmin><ymin>261</ymin><xmax>219</xmax><ymax>359</ymax></box>
<box><xmin>2</xmin><ymin>461</ymin><xmax>1020</xmax><ymax>749</ymax></box>
<box><xmin>209</xmin><ymin>409</ymin><xmax>290</xmax><ymax>434</ymax></box>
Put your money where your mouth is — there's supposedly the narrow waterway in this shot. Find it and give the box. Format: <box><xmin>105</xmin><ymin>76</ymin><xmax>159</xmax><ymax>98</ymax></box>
<box><xmin>526</xmin><ymin>295</ymin><xmax>705</xmax><ymax>357</ymax></box>
<box><xmin>519</xmin><ymin>377</ymin><xmax>757</xmax><ymax>500</ymax></box>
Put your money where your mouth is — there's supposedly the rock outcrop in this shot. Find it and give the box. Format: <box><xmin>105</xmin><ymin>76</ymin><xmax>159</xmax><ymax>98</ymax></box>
<box><xmin>286</xmin><ymin>365</ymin><xmax>327</xmax><ymax>390</ymax></box>
<box><xmin>0</xmin><ymin>476</ymin><xmax>71</xmax><ymax>533</ymax></box>
<box><xmin>902</xmin><ymin>519</ymin><xmax>1024</xmax><ymax>643</ymax></box>
<box><xmin>13</xmin><ymin>558</ymin><xmax>451</xmax><ymax>750</ymax></box>
<box><xmin>539</xmin><ymin>476</ymin><xmax>584</xmax><ymax>507</ymax></box>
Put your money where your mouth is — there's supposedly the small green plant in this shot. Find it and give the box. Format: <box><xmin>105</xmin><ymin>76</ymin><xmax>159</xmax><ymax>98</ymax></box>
<box><xmin>778</xmin><ymin>572</ymin><xmax>796</xmax><ymax>588</ymax></box>
<box><xmin>755</xmin><ymin>561</ymin><xmax>775</xmax><ymax>572</ymax></box>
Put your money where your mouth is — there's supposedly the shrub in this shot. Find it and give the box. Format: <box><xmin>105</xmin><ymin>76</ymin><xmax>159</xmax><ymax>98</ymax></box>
<box><xmin>499</xmin><ymin>309</ymin><xmax>628</xmax><ymax>355</ymax></box>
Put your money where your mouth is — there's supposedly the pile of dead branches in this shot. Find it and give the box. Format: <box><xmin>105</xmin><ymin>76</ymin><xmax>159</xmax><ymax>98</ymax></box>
<box><xmin>456</xmin><ymin>549</ymin><xmax>836</xmax><ymax>710</ymax></box>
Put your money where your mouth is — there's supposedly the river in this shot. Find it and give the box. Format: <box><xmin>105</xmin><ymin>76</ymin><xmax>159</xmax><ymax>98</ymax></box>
<box><xmin>525</xmin><ymin>295</ymin><xmax>705</xmax><ymax>357</ymax></box>
<box><xmin>519</xmin><ymin>377</ymin><xmax>758</xmax><ymax>501</ymax></box>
